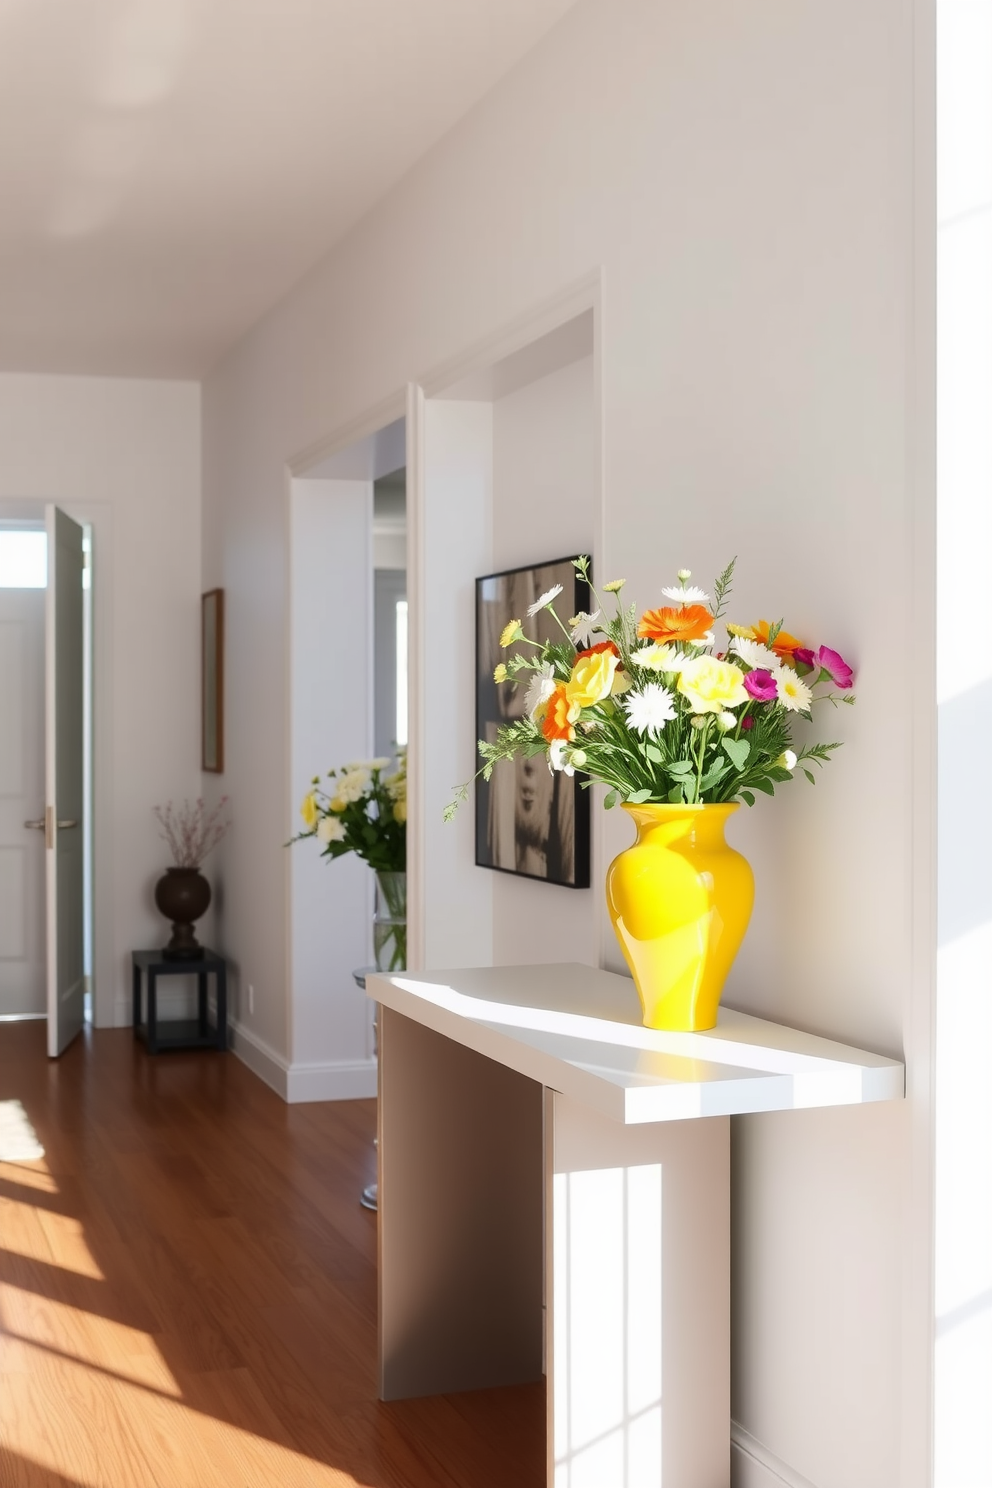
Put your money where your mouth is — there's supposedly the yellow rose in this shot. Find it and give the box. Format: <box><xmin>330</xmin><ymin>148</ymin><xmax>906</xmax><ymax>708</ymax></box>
<box><xmin>565</xmin><ymin>650</ymin><xmax>618</xmax><ymax>708</ymax></box>
<box><xmin>329</xmin><ymin>796</ymin><xmax>347</xmax><ymax>813</ymax></box>
<box><xmin>393</xmin><ymin>798</ymin><xmax>407</xmax><ymax>824</ymax></box>
<box><xmin>677</xmin><ymin>657</ymin><xmax>749</xmax><ymax>714</ymax></box>
<box><xmin>300</xmin><ymin>792</ymin><xmax>318</xmax><ymax>829</ymax></box>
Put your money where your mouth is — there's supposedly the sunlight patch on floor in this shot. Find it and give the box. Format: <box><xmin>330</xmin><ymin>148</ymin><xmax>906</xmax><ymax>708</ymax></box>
<box><xmin>0</xmin><ymin>1100</ymin><xmax>44</xmax><ymax>1161</ymax></box>
<box><xmin>0</xmin><ymin>1158</ymin><xmax>59</xmax><ymax>1193</ymax></box>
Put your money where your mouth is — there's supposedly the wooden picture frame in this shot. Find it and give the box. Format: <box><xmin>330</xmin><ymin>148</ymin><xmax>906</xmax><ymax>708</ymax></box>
<box><xmin>201</xmin><ymin>588</ymin><xmax>224</xmax><ymax>773</ymax></box>
<box><xmin>475</xmin><ymin>556</ymin><xmax>591</xmax><ymax>888</ymax></box>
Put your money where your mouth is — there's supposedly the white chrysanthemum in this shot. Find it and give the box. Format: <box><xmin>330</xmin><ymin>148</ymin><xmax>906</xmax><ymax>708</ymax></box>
<box><xmin>523</xmin><ymin>662</ymin><xmax>557</xmax><ymax>719</ymax></box>
<box><xmin>776</xmin><ymin>672</ymin><xmax>813</xmax><ymax>713</ymax></box>
<box><xmin>548</xmin><ymin>739</ymin><xmax>575</xmax><ymax>775</ymax></box>
<box><xmin>527</xmin><ymin>583</ymin><xmax>564</xmax><ymax>617</ymax></box>
<box><xmin>569</xmin><ymin>609</ymin><xmax>601</xmax><ymax>647</ymax></box>
<box><xmin>661</xmin><ymin>584</ymin><xmax>712</xmax><ymax>605</ymax></box>
<box><xmin>335</xmin><ymin>768</ymin><xmax>371</xmax><ymax>803</ymax></box>
<box><xmin>632</xmin><ymin>642</ymin><xmax>681</xmax><ymax>672</ymax></box>
<box><xmin>730</xmin><ymin>637</ymin><xmax>781</xmax><ymax>670</ymax></box>
<box><xmin>775</xmin><ymin>750</ymin><xmax>798</xmax><ymax>771</ymax></box>
<box><xmin>317</xmin><ymin>816</ymin><xmax>347</xmax><ymax>844</ymax></box>
<box><xmin>623</xmin><ymin>684</ymin><xmax>677</xmax><ymax>736</ymax></box>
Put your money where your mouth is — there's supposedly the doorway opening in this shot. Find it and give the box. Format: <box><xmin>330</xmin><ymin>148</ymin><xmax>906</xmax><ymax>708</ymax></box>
<box><xmin>0</xmin><ymin>512</ymin><xmax>94</xmax><ymax>1040</ymax></box>
<box><xmin>284</xmin><ymin>415</ymin><xmax>406</xmax><ymax>1100</ymax></box>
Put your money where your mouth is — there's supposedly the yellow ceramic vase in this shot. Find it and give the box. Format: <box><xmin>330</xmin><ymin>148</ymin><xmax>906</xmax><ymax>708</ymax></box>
<box><xmin>606</xmin><ymin>802</ymin><xmax>754</xmax><ymax>1031</ymax></box>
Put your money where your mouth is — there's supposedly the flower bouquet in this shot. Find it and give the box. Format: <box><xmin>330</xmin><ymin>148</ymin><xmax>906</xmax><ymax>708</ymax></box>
<box><xmin>448</xmin><ymin>558</ymin><xmax>855</xmax><ymax>1030</ymax></box>
<box><xmin>296</xmin><ymin>753</ymin><xmax>407</xmax><ymax>971</ymax></box>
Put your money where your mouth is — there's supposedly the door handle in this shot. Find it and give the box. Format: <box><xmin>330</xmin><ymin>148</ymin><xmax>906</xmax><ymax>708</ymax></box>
<box><xmin>30</xmin><ymin>809</ymin><xmax>79</xmax><ymax>845</ymax></box>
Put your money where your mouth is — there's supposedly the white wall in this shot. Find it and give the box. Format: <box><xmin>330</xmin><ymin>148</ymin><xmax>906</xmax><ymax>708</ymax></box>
<box><xmin>286</xmin><ymin>477</ymin><xmax>376</xmax><ymax>1101</ymax></box>
<box><xmin>201</xmin><ymin>2</ymin><xmax>931</xmax><ymax>1482</ymax></box>
<box><xmin>934</xmin><ymin>3</ymin><xmax>992</xmax><ymax>1482</ymax></box>
<box><xmin>0</xmin><ymin>372</ymin><xmax>201</xmax><ymax>1028</ymax></box>
<box><xmin>490</xmin><ymin>354</ymin><xmax>599</xmax><ymax>968</ymax></box>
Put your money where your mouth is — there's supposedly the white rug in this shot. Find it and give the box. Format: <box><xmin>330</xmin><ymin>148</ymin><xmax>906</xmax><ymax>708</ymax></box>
<box><xmin>0</xmin><ymin>1100</ymin><xmax>45</xmax><ymax>1161</ymax></box>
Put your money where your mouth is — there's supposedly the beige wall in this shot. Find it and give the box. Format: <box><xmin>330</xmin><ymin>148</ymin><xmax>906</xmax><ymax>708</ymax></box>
<box><xmin>202</xmin><ymin>1</ymin><xmax>932</xmax><ymax>1482</ymax></box>
<box><xmin>0</xmin><ymin>371</ymin><xmax>202</xmax><ymax>1027</ymax></box>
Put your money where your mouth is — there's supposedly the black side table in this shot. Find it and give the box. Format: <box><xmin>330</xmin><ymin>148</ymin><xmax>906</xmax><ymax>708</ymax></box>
<box><xmin>132</xmin><ymin>949</ymin><xmax>228</xmax><ymax>1054</ymax></box>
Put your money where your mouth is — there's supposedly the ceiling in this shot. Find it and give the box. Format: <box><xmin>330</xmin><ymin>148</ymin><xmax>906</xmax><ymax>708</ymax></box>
<box><xmin>0</xmin><ymin>0</ymin><xmax>577</xmax><ymax>379</ymax></box>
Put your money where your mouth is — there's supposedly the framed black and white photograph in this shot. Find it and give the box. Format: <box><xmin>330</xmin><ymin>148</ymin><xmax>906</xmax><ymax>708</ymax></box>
<box><xmin>476</xmin><ymin>556</ymin><xmax>591</xmax><ymax>888</ymax></box>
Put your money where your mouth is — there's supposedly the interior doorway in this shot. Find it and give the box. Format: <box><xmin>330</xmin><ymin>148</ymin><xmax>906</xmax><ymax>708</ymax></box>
<box><xmin>0</xmin><ymin>514</ymin><xmax>93</xmax><ymax>1042</ymax></box>
<box><xmin>284</xmin><ymin>416</ymin><xmax>406</xmax><ymax>1099</ymax></box>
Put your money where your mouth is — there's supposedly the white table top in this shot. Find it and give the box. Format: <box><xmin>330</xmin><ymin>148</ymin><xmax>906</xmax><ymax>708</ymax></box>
<box><xmin>367</xmin><ymin>963</ymin><xmax>904</xmax><ymax>1125</ymax></box>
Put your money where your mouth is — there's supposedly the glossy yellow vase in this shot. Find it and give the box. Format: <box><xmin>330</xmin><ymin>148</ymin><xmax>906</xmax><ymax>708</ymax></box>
<box><xmin>606</xmin><ymin>802</ymin><xmax>754</xmax><ymax>1031</ymax></box>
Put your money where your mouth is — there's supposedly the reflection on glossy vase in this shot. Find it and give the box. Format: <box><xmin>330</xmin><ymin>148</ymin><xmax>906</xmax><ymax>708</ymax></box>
<box><xmin>606</xmin><ymin>803</ymin><xmax>754</xmax><ymax>1031</ymax></box>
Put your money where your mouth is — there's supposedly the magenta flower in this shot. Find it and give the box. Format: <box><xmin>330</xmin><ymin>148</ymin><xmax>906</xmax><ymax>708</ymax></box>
<box><xmin>794</xmin><ymin>647</ymin><xmax>815</xmax><ymax>668</ymax></box>
<box><xmin>743</xmin><ymin>668</ymin><xmax>778</xmax><ymax>701</ymax></box>
<box><xmin>816</xmin><ymin>645</ymin><xmax>854</xmax><ymax>689</ymax></box>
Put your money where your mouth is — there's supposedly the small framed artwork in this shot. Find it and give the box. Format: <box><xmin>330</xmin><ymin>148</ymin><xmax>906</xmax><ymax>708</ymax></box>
<box><xmin>476</xmin><ymin>556</ymin><xmax>591</xmax><ymax>888</ymax></box>
<box><xmin>202</xmin><ymin>588</ymin><xmax>224</xmax><ymax>773</ymax></box>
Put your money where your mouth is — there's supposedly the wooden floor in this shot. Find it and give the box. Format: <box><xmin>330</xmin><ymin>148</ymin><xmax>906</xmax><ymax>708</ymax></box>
<box><xmin>0</xmin><ymin>1022</ymin><xmax>544</xmax><ymax>1487</ymax></box>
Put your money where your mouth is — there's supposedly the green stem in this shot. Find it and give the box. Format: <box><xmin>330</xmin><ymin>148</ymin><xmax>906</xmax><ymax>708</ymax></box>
<box><xmin>693</xmin><ymin>718</ymin><xmax>712</xmax><ymax>802</ymax></box>
<box><xmin>545</xmin><ymin>603</ymin><xmax>578</xmax><ymax>649</ymax></box>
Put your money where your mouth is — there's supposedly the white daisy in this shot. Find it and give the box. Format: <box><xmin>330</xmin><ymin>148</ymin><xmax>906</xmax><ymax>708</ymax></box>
<box><xmin>548</xmin><ymin>739</ymin><xmax>575</xmax><ymax>775</ymax></box>
<box><xmin>317</xmin><ymin>816</ymin><xmax>347</xmax><ymax>844</ymax></box>
<box><xmin>523</xmin><ymin>662</ymin><xmax>557</xmax><ymax>719</ymax></box>
<box><xmin>623</xmin><ymin>684</ymin><xmax>677</xmax><ymax>736</ymax></box>
<box><xmin>776</xmin><ymin>672</ymin><xmax>813</xmax><ymax>713</ymax></box>
<box><xmin>661</xmin><ymin>584</ymin><xmax>712</xmax><ymax>605</ymax></box>
<box><xmin>569</xmin><ymin>609</ymin><xmax>601</xmax><ymax>647</ymax></box>
<box><xmin>632</xmin><ymin>642</ymin><xmax>682</xmax><ymax>672</ymax></box>
<box><xmin>730</xmin><ymin>637</ymin><xmax>781</xmax><ymax>670</ymax></box>
<box><xmin>527</xmin><ymin>583</ymin><xmax>563</xmax><ymax>617</ymax></box>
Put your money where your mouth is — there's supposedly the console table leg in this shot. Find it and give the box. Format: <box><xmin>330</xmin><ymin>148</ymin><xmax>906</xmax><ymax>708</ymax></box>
<box><xmin>377</xmin><ymin>1006</ymin><xmax>544</xmax><ymax>1401</ymax></box>
<box><xmin>546</xmin><ymin>1093</ymin><xmax>729</xmax><ymax>1488</ymax></box>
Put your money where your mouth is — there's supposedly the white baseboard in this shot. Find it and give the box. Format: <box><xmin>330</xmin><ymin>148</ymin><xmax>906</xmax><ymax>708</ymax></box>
<box><xmin>228</xmin><ymin>1019</ymin><xmax>289</xmax><ymax>1097</ymax></box>
<box><xmin>229</xmin><ymin>1020</ymin><xmax>376</xmax><ymax>1104</ymax></box>
<box><xmin>286</xmin><ymin>1056</ymin><xmax>377</xmax><ymax>1103</ymax></box>
<box><xmin>731</xmin><ymin>1422</ymin><xmax>817</xmax><ymax>1488</ymax></box>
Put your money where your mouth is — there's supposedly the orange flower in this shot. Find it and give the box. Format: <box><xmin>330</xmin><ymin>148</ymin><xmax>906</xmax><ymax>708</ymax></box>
<box><xmin>576</xmin><ymin>640</ymin><xmax>620</xmax><ymax>660</ymax></box>
<box><xmin>753</xmin><ymin>620</ymin><xmax>805</xmax><ymax>663</ymax></box>
<box><xmin>637</xmin><ymin>604</ymin><xmax>713</xmax><ymax>645</ymax></box>
<box><xmin>541</xmin><ymin>684</ymin><xmax>580</xmax><ymax>743</ymax></box>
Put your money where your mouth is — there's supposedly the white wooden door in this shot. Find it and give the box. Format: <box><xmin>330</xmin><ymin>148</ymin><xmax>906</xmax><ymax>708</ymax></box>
<box><xmin>0</xmin><ymin>586</ymin><xmax>46</xmax><ymax>1015</ymax></box>
<box><xmin>46</xmin><ymin>506</ymin><xmax>85</xmax><ymax>1057</ymax></box>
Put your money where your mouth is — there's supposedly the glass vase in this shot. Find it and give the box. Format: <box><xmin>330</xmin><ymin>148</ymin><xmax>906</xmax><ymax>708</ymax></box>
<box><xmin>373</xmin><ymin>871</ymin><xmax>407</xmax><ymax>973</ymax></box>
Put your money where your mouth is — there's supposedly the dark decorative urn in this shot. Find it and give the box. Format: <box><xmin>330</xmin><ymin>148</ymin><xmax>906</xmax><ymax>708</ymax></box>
<box><xmin>154</xmin><ymin>867</ymin><xmax>211</xmax><ymax>960</ymax></box>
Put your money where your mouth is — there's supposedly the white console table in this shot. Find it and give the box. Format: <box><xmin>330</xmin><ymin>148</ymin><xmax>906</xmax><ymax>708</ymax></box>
<box><xmin>367</xmin><ymin>963</ymin><xmax>903</xmax><ymax>1488</ymax></box>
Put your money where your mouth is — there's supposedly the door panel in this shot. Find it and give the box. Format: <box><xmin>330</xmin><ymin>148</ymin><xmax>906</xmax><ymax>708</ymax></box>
<box><xmin>0</xmin><ymin>592</ymin><xmax>46</xmax><ymax>1014</ymax></box>
<box><xmin>46</xmin><ymin>506</ymin><xmax>85</xmax><ymax>1057</ymax></box>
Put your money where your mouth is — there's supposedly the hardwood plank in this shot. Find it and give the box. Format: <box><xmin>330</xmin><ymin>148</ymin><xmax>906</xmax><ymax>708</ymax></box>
<box><xmin>0</xmin><ymin>1021</ymin><xmax>544</xmax><ymax>1487</ymax></box>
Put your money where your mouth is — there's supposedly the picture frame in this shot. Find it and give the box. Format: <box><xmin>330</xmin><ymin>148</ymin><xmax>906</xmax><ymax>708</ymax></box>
<box><xmin>475</xmin><ymin>556</ymin><xmax>591</xmax><ymax>888</ymax></box>
<box><xmin>201</xmin><ymin>588</ymin><xmax>224</xmax><ymax>773</ymax></box>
